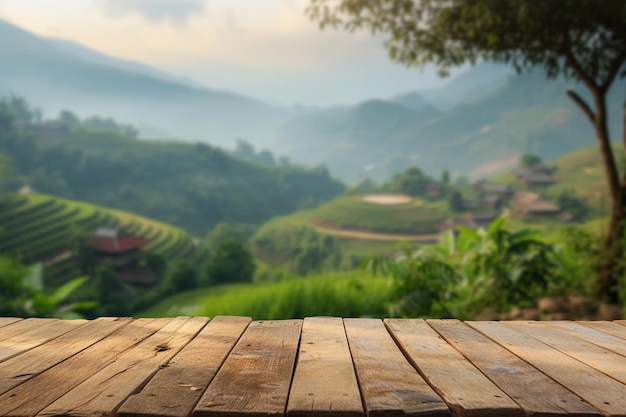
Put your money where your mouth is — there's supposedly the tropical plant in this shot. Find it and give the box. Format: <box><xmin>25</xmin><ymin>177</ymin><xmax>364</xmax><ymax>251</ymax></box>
<box><xmin>0</xmin><ymin>256</ymin><xmax>94</xmax><ymax>318</ymax></box>
<box><xmin>307</xmin><ymin>0</ymin><xmax>626</xmax><ymax>303</ymax></box>
<box><xmin>456</xmin><ymin>217</ymin><xmax>558</xmax><ymax>315</ymax></box>
<box><xmin>365</xmin><ymin>218</ymin><xmax>561</xmax><ymax>318</ymax></box>
<box><xmin>365</xmin><ymin>234</ymin><xmax>462</xmax><ymax>318</ymax></box>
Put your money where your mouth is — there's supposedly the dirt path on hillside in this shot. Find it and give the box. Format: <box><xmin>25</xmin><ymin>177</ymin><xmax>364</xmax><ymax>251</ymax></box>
<box><xmin>313</xmin><ymin>225</ymin><xmax>441</xmax><ymax>242</ymax></box>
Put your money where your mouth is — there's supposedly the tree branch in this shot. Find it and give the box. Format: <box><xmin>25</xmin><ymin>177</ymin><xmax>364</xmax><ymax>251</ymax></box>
<box><xmin>601</xmin><ymin>50</ymin><xmax>626</xmax><ymax>92</ymax></box>
<box><xmin>562</xmin><ymin>33</ymin><xmax>599</xmax><ymax>92</ymax></box>
<box><xmin>566</xmin><ymin>90</ymin><xmax>596</xmax><ymax>124</ymax></box>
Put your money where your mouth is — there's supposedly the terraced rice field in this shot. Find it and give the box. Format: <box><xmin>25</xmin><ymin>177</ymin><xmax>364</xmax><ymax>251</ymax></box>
<box><xmin>0</xmin><ymin>193</ymin><xmax>209</xmax><ymax>284</ymax></box>
<box><xmin>313</xmin><ymin>195</ymin><xmax>448</xmax><ymax>235</ymax></box>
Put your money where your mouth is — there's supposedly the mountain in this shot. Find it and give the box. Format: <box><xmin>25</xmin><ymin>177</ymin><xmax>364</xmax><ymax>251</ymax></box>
<box><xmin>49</xmin><ymin>38</ymin><xmax>208</xmax><ymax>91</ymax></box>
<box><xmin>273</xmin><ymin>69</ymin><xmax>625</xmax><ymax>183</ymax></box>
<box><xmin>0</xmin><ymin>19</ymin><xmax>290</xmax><ymax>147</ymax></box>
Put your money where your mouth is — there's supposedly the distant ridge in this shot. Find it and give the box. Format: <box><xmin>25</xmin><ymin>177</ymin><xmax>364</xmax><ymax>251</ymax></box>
<box><xmin>0</xmin><ymin>18</ymin><xmax>291</xmax><ymax>146</ymax></box>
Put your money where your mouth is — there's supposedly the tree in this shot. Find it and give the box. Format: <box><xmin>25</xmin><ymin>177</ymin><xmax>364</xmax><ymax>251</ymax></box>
<box><xmin>164</xmin><ymin>260</ymin><xmax>197</xmax><ymax>293</ymax></box>
<box><xmin>519</xmin><ymin>153</ymin><xmax>542</xmax><ymax>168</ymax></box>
<box><xmin>441</xmin><ymin>170</ymin><xmax>450</xmax><ymax>185</ymax></box>
<box><xmin>204</xmin><ymin>240</ymin><xmax>256</xmax><ymax>285</ymax></box>
<box><xmin>307</xmin><ymin>0</ymin><xmax>626</xmax><ymax>302</ymax></box>
<box><xmin>448</xmin><ymin>190</ymin><xmax>464</xmax><ymax>213</ymax></box>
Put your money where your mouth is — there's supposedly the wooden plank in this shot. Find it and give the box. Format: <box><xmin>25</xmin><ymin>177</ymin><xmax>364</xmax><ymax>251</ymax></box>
<box><xmin>469</xmin><ymin>321</ymin><xmax>626</xmax><ymax>417</ymax></box>
<box><xmin>428</xmin><ymin>319</ymin><xmax>600</xmax><ymax>417</ymax></box>
<box><xmin>344</xmin><ymin>318</ymin><xmax>450</xmax><ymax>417</ymax></box>
<box><xmin>0</xmin><ymin>319</ymin><xmax>86</xmax><ymax>363</ymax></box>
<box><xmin>120</xmin><ymin>316</ymin><xmax>251</xmax><ymax>417</ymax></box>
<box><xmin>287</xmin><ymin>317</ymin><xmax>364</xmax><ymax>417</ymax></box>
<box><xmin>0</xmin><ymin>317</ymin><xmax>130</xmax><ymax>396</ymax></box>
<box><xmin>194</xmin><ymin>319</ymin><xmax>301</xmax><ymax>417</ymax></box>
<box><xmin>550</xmin><ymin>321</ymin><xmax>626</xmax><ymax>357</ymax></box>
<box><xmin>505</xmin><ymin>321</ymin><xmax>626</xmax><ymax>384</ymax></box>
<box><xmin>0</xmin><ymin>318</ymin><xmax>52</xmax><ymax>342</ymax></box>
<box><xmin>0</xmin><ymin>318</ymin><xmax>21</xmax><ymax>329</ymax></box>
<box><xmin>385</xmin><ymin>319</ymin><xmax>522</xmax><ymax>417</ymax></box>
<box><xmin>39</xmin><ymin>316</ymin><xmax>207</xmax><ymax>417</ymax></box>
<box><xmin>581</xmin><ymin>321</ymin><xmax>626</xmax><ymax>340</ymax></box>
<box><xmin>0</xmin><ymin>318</ymin><xmax>160</xmax><ymax>417</ymax></box>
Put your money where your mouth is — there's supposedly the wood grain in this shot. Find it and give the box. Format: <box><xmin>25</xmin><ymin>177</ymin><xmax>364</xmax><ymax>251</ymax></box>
<box><xmin>193</xmin><ymin>319</ymin><xmax>301</xmax><ymax>417</ymax></box>
<box><xmin>344</xmin><ymin>318</ymin><xmax>449</xmax><ymax>417</ymax></box>
<box><xmin>428</xmin><ymin>319</ymin><xmax>600</xmax><ymax>417</ymax></box>
<box><xmin>120</xmin><ymin>316</ymin><xmax>251</xmax><ymax>417</ymax></box>
<box><xmin>470</xmin><ymin>321</ymin><xmax>626</xmax><ymax>417</ymax></box>
<box><xmin>385</xmin><ymin>319</ymin><xmax>522</xmax><ymax>417</ymax></box>
<box><xmin>550</xmin><ymin>321</ymin><xmax>626</xmax><ymax>356</ymax></box>
<box><xmin>0</xmin><ymin>318</ymin><xmax>159</xmax><ymax>417</ymax></box>
<box><xmin>287</xmin><ymin>317</ymin><xmax>364</xmax><ymax>417</ymax></box>
<box><xmin>506</xmin><ymin>321</ymin><xmax>626</xmax><ymax>384</ymax></box>
<box><xmin>0</xmin><ymin>318</ymin><xmax>21</xmax><ymax>329</ymax></box>
<box><xmin>0</xmin><ymin>319</ymin><xmax>85</xmax><ymax>363</ymax></box>
<box><xmin>0</xmin><ymin>317</ymin><xmax>129</xmax><ymax>396</ymax></box>
<box><xmin>0</xmin><ymin>318</ymin><xmax>57</xmax><ymax>342</ymax></box>
<box><xmin>581</xmin><ymin>321</ymin><xmax>626</xmax><ymax>340</ymax></box>
<box><xmin>39</xmin><ymin>317</ymin><xmax>206</xmax><ymax>417</ymax></box>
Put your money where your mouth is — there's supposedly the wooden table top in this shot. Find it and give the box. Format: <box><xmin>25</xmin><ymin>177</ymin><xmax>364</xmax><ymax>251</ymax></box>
<box><xmin>0</xmin><ymin>316</ymin><xmax>625</xmax><ymax>417</ymax></box>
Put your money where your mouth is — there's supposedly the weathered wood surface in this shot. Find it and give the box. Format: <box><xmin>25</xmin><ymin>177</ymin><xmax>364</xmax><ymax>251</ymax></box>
<box><xmin>0</xmin><ymin>317</ymin><xmax>624</xmax><ymax>417</ymax></box>
<box><xmin>287</xmin><ymin>317</ymin><xmax>363</xmax><ymax>417</ymax></box>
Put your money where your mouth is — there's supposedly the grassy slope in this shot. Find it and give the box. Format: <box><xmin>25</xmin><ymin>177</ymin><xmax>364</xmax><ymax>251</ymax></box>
<box><xmin>0</xmin><ymin>193</ymin><xmax>209</xmax><ymax>283</ymax></box>
<box><xmin>138</xmin><ymin>270</ymin><xmax>392</xmax><ymax>319</ymax></box>
<box><xmin>314</xmin><ymin>196</ymin><xmax>448</xmax><ymax>234</ymax></box>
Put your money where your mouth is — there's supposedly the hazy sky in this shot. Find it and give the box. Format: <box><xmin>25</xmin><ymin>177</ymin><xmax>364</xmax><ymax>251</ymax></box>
<box><xmin>0</xmin><ymin>0</ymin><xmax>456</xmax><ymax>106</ymax></box>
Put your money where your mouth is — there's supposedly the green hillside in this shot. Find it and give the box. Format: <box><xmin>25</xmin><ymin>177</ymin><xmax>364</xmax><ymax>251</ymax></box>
<box><xmin>314</xmin><ymin>196</ymin><xmax>447</xmax><ymax>234</ymax></box>
<box><xmin>275</xmin><ymin>69</ymin><xmax>625</xmax><ymax>183</ymax></box>
<box><xmin>0</xmin><ymin>101</ymin><xmax>344</xmax><ymax>236</ymax></box>
<box><xmin>0</xmin><ymin>193</ymin><xmax>209</xmax><ymax>286</ymax></box>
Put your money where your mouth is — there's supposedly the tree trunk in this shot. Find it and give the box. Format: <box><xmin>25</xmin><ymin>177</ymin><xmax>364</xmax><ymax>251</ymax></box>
<box><xmin>593</xmin><ymin>91</ymin><xmax>625</xmax><ymax>303</ymax></box>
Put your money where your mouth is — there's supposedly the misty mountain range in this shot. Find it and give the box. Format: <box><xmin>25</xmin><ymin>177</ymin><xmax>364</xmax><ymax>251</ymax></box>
<box><xmin>1</xmin><ymin>18</ymin><xmax>623</xmax><ymax>183</ymax></box>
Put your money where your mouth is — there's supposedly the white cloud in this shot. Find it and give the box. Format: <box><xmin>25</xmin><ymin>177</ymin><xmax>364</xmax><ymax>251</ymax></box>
<box><xmin>99</xmin><ymin>0</ymin><xmax>206</xmax><ymax>25</ymax></box>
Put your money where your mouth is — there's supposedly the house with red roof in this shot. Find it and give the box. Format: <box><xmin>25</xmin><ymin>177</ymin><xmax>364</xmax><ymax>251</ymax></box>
<box><xmin>92</xmin><ymin>228</ymin><xmax>157</xmax><ymax>286</ymax></box>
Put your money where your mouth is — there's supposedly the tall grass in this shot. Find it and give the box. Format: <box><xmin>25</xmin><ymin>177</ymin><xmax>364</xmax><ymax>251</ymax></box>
<box><xmin>139</xmin><ymin>271</ymin><xmax>393</xmax><ymax>319</ymax></box>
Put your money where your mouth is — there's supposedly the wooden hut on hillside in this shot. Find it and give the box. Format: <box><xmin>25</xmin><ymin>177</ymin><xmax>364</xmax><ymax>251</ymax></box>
<box><xmin>92</xmin><ymin>228</ymin><xmax>157</xmax><ymax>287</ymax></box>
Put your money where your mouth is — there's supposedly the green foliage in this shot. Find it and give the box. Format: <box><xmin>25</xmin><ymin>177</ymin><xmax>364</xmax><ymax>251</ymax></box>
<box><xmin>385</xmin><ymin>167</ymin><xmax>431</xmax><ymax>198</ymax></box>
<box><xmin>441</xmin><ymin>170</ymin><xmax>450</xmax><ymax>185</ymax></box>
<box><xmin>365</xmin><ymin>244</ymin><xmax>461</xmax><ymax>317</ymax></box>
<box><xmin>164</xmin><ymin>259</ymin><xmax>197</xmax><ymax>293</ymax></box>
<box><xmin>554</xmin><ymin>189</ymin><xmax>589</xmax><ymax>220</ymax></box>
<box><xmin>204</xmin><ymin>240</ymin><xmax>256</xmax><ymax>285</ymax></box>
<box><xmin>519</xmin><ymin>153</ymin><xmax>542</xmax><ymax>168</ymax></box>
<box><xmin>205</xmin><ymin>223</ymin><xmax>249</xmax><ymax>249</ymax></box>
<box><xmin>0</xmin><ymin>152</ymin><xmax>9</xmax><ymax>182</ymax></box>
<box><xmin>251</xmin><ymin>225</ymin><xmax>348</xmax><ymax>276</ymax></box>
<box><xmin>365</xmin><ymin>218</ymin><xmax>565</xmax><ymax>319</ymax></box>
<box><xmin>447</xmin><ymin>190</ymin><xmax>464</xmax><ymax>213</ymax></box>
<box><xmin>0</xmin><ymin>256</ymin><xmax>93</xmax><ymax>317</ymax></box>
<box><xmin>139</xmin><ymin>271</ymin><xmax>392</xmax><ymax>319</ymax></box>
<box><xmin>95</xmin><ymin>261</ymin><xmax>135</xmax><ymax>316</ymax></box>
<box><xmin>307</xmin><ymin>0</ymin><xmax>626</xmax><ymax>83</ymax></box>
<box><xmin>457</xmin><ymin>218</ymin><xmax>557</xmax><ymax>313</ymax></box>
<box><xmin>144</xmin><ymin>252</ymin><xmax>167</xmax><ymax>275</ymax></box>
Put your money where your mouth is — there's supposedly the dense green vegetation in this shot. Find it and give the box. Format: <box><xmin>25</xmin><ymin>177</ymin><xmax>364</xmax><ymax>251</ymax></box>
<box><xmin>0</xmin><ymin>98</ymin><xmax>344</xmax><ymax>236</ymax></box>
<box><xmin>140</xmin><ymin>271</ymin><xmax>392</xmax><ymax>319</ymax></box>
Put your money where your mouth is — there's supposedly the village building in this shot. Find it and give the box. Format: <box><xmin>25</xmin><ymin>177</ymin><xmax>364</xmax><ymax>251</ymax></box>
<box><xmin>511</xmin><ymin>191</ymin><xmax>561</xmax><ymax>218</ymax></box>
<box><xmin>92</xmin><ymin>228</ymin><xmax>157</xmax><ymax>287</ymax></box>
<box><xmin>515</xmin><ymin>164</ymin><xmax>555</xmax><ymax>188</ymax></box>
<box><xmin>472</xmin><ymin>180</ymin><xmax>515</xmax><ymax>197</ymax></box>
<box><xmin>426</xmin><ymin>183</ymin><xmax>444</xmax><ymax>197</ymax></box>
